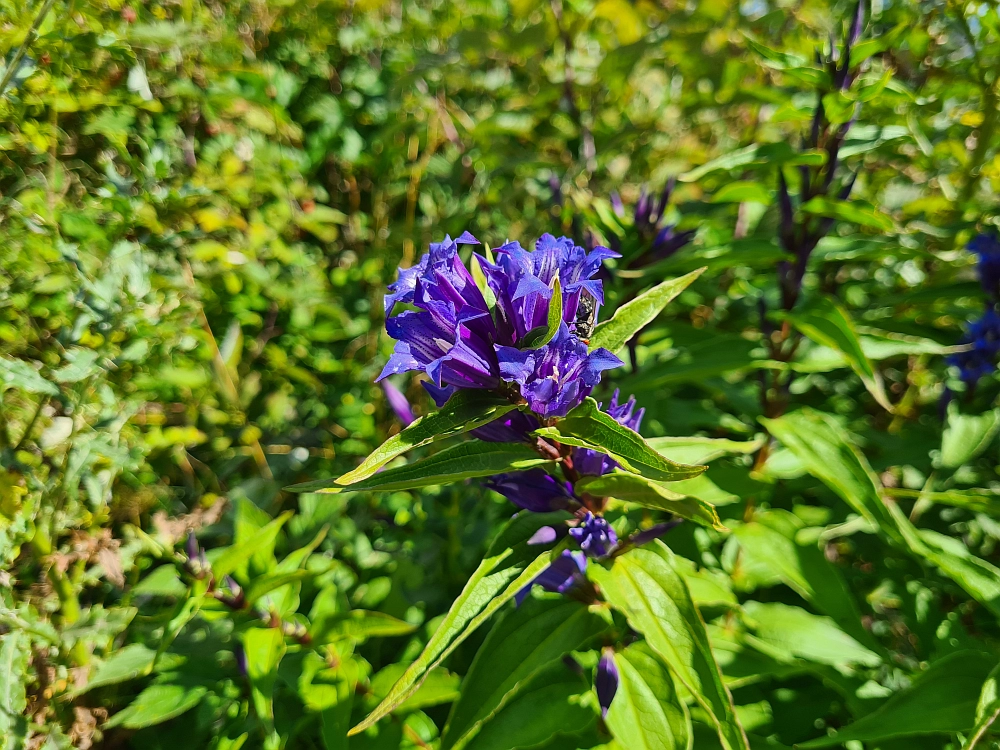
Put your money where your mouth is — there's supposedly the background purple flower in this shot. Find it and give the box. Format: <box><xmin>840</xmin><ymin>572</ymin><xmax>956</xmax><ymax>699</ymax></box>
<box><xmin>969</xmin><ymin>233</ymin><xmax>1000</xmax><ymax>301</ymax></box>
<box><xmin>381</xmin><ymin>380</ymin><xmax>415</xmax><ymax>426</ymax></box>
<box><xmin>949</xmin><ymin>308</ymin><xmax>1000</xmax><ymax>385</ymax></box>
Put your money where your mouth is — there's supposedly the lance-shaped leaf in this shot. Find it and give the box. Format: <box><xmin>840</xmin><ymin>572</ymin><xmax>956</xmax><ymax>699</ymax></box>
<box><xmin>349</xmin><ymin>511</ymin><xmax>571</xmax><ymax>736</ymax></box>
<box><xmin>328</xmin><ymin>391</ymin><xmax>519</xmax><ymax>488</ymax></box>
<box><xmin>760</xmin><ymin>409</ymin><xmax>901</xmax><ymax>543</ymax></box>
<box><xmin>888</xmin><ymin>502</ymin><xmax>1000</xmax><ymax>619</ymax></box>
<box><xmin>590</xmin><ymin>542</ymin><xmax>749</xmax><ymax>750</ymax></box>
<box><xmin>966</xmin><ymin>661</ymin><xmax>1000</xmax><ymax>750</ymax></box>
<box><xmin>605</xmin><ymin>642</ymin><xmax>692</xmax><ymax>750</ymax></box>
<box><xmin>589</xmin><ymin>268</ymin><xmax>705</xmax><ymax>354</ymax></box>
<box><xmin>733</xmin><ymin>513</ymin><xmax>876</xmax><ymax>650</ymax></box>
<box><xmin>799</xmin><ymin>651</ymin><xmax>993</xmax><ymax>747</ymax></box>
<box><xmin>312</xmin><ymin>610</ymin><xmax>417</xmax><ymax>645</ymax></box>
<box><xmin>575</xmin><ymin>472</ymin><xmax>724</xmax><ymax>530</ymax></box>
<box><xmin>288</xmin><ymin>441</ymin><xmax>553</xmax><ymax>494</ymax></box>
<box><xmin>103</xmin><ymin>683</ymin><xmax>208</xmax><ymax>730</ymax></box>
<box><xmin>457</xmin><ymin>661</ymin><xmax>596</xmax><ymax>750</ymax></box>
<box><xmin>534</xmin><ymin>398</ymin><xmax>705</xmax><ymax>483</ymax></box>
<box><xmin>800</xmin><ymin>195</ymin><xmax>894</xmax><ymax>232</ymax></box>
<box><xmin>786</xmin><ymin>296</ymin><xmax>892</xmax><ymax>412</ymax></box>
<box><xmin>646</xmin><ymin>435</ymin><xmax>765</xmax><ymax>466</ymax></box>
<box><xmin>211</xmin><ymin>511</ymin><xmax>293</xmax><ymax>580</ymax></box>
<box><xmin>442</xmin><ymin>597</ymin><xmax>609</xmax><ymax>750</ymax></box>
<box><xmin>521</xmin><ymin>276</ymin><xmax>563</xmax><ymax>349</ymax></box>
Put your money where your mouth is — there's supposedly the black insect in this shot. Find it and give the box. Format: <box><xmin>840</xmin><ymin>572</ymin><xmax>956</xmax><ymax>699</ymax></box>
<box><xmin>573</xmin><ymin>292</ymin><xmax>597</xmax><ymax>343</ymax></box>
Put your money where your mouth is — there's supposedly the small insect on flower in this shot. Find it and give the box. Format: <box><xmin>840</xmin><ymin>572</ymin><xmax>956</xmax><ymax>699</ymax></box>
<box><xmin>573</xmin><ymin>291</ymin><xmax>598</xmax><ymax>344</ymax></box>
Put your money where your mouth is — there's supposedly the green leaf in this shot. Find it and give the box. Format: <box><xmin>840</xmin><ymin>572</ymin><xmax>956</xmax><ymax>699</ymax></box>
<box><xmin>521</xmin><ymin>276</ymin><xmax>563</xmax><ymax>349</ymax></box>
<box><xmin>442</xmin><ymin>597</ymin><xmax>609</xmax><ymax>750</ymax></box>
<box><xmin>461</xmin><ymin>661</ymin><xmax>595</xmax><ymax>750</ymax></box>
<box><xmin>799</xmin><ymin>651</ymin><xmax>993</xmax><ymax>746</ymax></box>
<box><xmin>760</xmin><ymin>409</ymin><xmax>900</xmax><ymax>542</ymax></box>
<box><xmin>711</xmin><ymin>181</ymin><xmax>771</xmax><ymax>204</ymax></box>
<box><xmin>312</xmin><ymin>610</ymin><xmax>417</xmax><ymax>644</ymax></box>
<box><xmin>535</xmin><ymin>398</ymin><xmax>706</xmax><ymax>482</ymax></box>
<box><xmin>0</xmin><ymin>356</ymin><xmax>57</xmax><ymax>395</ymax></box>
<box><xmin>590</xmin><ymin>542</ymin><xmax>750</xmax><ymax>750</ymax></box>
<box><xmin>786</xmin><ymin>296</ymin><xmax>892</xmax><ymax>411</ymax></box>
<box><xmin>884</xmin><ymin>487</ymin><xmax>1000</xmax><ymax>515</ymax></box>
<box><xmin>349</xmin><ymin>511</ymin><xmax>571</xmax><ymax>736</ymax></box>
<box><xmin>889</xmin><ymin>503</ymin><xmax>1000</xmax><ymax>618</ymax></box>
<box><xmin>243</xmin><ymin>626</ymin><xmax>286</xmax><ymax>725</ymax></box>
<box><xmin>589</xmin><ymin>268</ymin><xmax>705</xmax><ymax>354</ymax></box>
<box><xmin>679</xmin><ymin>145</ymin><xmax>761</xmax><ymax>182</ymax></box>
<box><xmin>575</xmin><ymin>471</ymin><xmax>725</xmax><ymax>530</ymax></box>
<box><xmin>965</xmin><ymin>662</ymin><xmax>1000</xmax><ymax>750</ymax></box>
<box><xmin>74</xmin><ymin>644</ymin><xmax>158</xmax><ymax>695</ymax></box>
<box><xmin>741</xmin><ymin>602</ymin><xmax>880</xmax><ymax>670</ymax></box>
<box><xmin>645</xmin><ymin>436</ymin><xmax>764</xmax><ymax>465</ymax></box>
<box><xmin>942</xmin><ymin>404</ymin><xmax>1000</xmax><ymax>468</ymax></box>
<box><xmin>799</xmin><ymin>196</ymin><xmax>894</xmax><ymax>231</ymax></box>
<box><xmin>0</xmin><ymin>630</ymin><xmax>29</xmax><ymax>749</ymax></box>
<box><xmin>732</xmin><ymin>513</ymin><xmax>875</xmax><ymax>649</ymax></box>
<box><xmin>104</xmin><ymin>683</ymin><xmax>208</xmax><ymax>729</ymax></box>
<box><xmin>289</xmin><ymin>441</ymin><xmax>552</xmax><ymax>494</ymax></box>
<box><xmin>605</xmin><ymin>642</ymin><xmax>691</xmax><ymax>750</ymax></box>
<box><xmin>330</xmin><ymin>391</ymin><xmax>519</xmax><ymax>487</ymax></box>
<box><xmin>211</xmin><ymin>511</ymin><xmax>293</xmax><ymax>580</ymax></box>
<box><xmin>132</xmin><ymin>565</ymin><xmax>187</xmax><ymax>598</ymax></box>
<box><xmin>369</xmin><ymin>664</ymin><xmax>461</xmax><ymax>714</ymax></box>
<box><xmin>244</xmin><ymin>570</ymin><xmax>313</xmax><ymax>606</ymax></box>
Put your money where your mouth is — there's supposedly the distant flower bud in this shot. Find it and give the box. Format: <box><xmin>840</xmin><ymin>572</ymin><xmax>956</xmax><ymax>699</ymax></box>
<box><xmin>596</xmin><ymin>649</ymin><xmax>619</xmax><ymax>718</ymax></box>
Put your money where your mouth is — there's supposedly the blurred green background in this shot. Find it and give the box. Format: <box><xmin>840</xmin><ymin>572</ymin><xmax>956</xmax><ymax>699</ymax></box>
<box><xmin>3</xmin><ymin>0</ymin><xmax>1000</xmax><ymax>747</ymax></box>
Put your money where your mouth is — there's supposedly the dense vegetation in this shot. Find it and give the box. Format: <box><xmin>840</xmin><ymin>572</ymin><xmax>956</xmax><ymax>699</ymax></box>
<box><xmin>4</xmin><ymin>0</ymin><xmax>1000</xmax><ymax>748</ymax></box>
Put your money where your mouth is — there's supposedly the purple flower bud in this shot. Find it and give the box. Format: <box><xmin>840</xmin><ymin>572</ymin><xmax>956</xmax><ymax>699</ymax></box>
<box><xmin>486</xmin><ymin>469</ymin><xmax>575</xmax><ymax>513</ymax></box>
<box><xmin>634</xmin><ymin>187</ymin><xmax>651</xmax><ymax>229</ymax></box>
<box><xmin>610</xmin><ymin>191</ymin><xmax>625</xmax><ymax>218</ymax></box>
<box><xmin>569</xmin><ymin>512</ymin><xmax>618</xmax><ymax>558</ymax></box>
<box><xmin>596</xmin><ymin>649</ymin><xmax>619</xmax><ymax>718</ymax></box>
<box><xmin>628</xmin><ymin>519</ymin><xmax>684</xmax><ymax>548</ymax></box>
<box><xmin>381</xmin><ymin>380</ymin><xmax>415</xmax><ymax>426</ymax></box>
<box><xmin>515</xmin><ymin>549</ymin><xmax>587</xmax><ymax>606</ymax></box>
<box><xmin>185</xmin><ymin>530</ymin><xmax>198</xmax><ymax>561</ymax></box>
<box><xmin>470</xmin><ymin>410</ymin><xmax>540</xmax><ymax>443</ymax></box>
<box><xmin>234</xmin><ymin>643</ymin><xmax>248</xmax><ymax>678</ymax></box>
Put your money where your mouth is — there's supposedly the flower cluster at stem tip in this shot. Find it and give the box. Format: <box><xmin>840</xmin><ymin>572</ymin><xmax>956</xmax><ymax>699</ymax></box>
<box><xmin>949</xmin><ymin>233</ymin><xmax>1000</xmax><ymax>386</ymax></box>
<box><xmin>379</xmin><ymin>232</ymin><xmax>658</xmax><ymax>602</ymax></box>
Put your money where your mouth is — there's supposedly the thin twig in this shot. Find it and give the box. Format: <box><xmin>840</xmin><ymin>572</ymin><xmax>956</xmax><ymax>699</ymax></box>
<box><xmin>0</xmin><ymin>0</ymin><xmax>57</xmax><ymax>99</ymax></box>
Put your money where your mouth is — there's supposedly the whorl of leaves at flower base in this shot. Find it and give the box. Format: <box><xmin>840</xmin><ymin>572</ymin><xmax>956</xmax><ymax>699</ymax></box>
<box><xmin>379</xmin><ymin>232</ymin><xmax>622</xmax><ymax>413</ymax></box>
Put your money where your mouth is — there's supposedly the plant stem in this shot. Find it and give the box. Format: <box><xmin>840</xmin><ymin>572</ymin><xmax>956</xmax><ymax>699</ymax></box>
<box><xmin>0</xmin><ymin>0</ymin><xmax>57</xmax><ymax>99</ymax></box>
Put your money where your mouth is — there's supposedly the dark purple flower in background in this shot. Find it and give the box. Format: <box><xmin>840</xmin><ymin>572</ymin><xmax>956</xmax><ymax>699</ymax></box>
<box><xmin>969</xmin><ymin>233</ymin><xmax>1000</xmax><ymax>300</ymax></box>
<box><xmin>496</xmin><ymin>324</ymin><xmax>622</xmax><ymax>418</ymax></box>
<box><xmin>485</xmin><ymin>469</ymin><xmax>575</xmax><ymax>513</ymax></box>
<box><xmin>949</xmin><ymin>308</ymin><xmax>1000</xmax><ymax>385</ymax></box>
<box><xmin>609</xmin><ymin>181</ymin><xmax>695</xmax><ymax>263</ymax></box>
<box><xmin>478</xmin><ymin>235</ymin><xmax>619</xmax><ymax>344</ymax></box>
<box><xmin>381</xmin><ymin>380</ymin><xmax>415</xmax><ymax>426</ymax></box>
<box><xmin>569</xmin><ymin>512</ymin><xmax>618</xmax><ymax>558</ymax></box>
<box><xmin>573</xmin><ymin>390</ymin><xmax>644</xmax><ymax>476</ymax></box>
<box><xmin>515</xmin><ymin>549</ymin><xmax>587</xmax><ymax>605</ymax></box>
<box><xmin>595</xmin><ymin>649</ymin><xmax>619</xmax><ymax>718</ymax></box>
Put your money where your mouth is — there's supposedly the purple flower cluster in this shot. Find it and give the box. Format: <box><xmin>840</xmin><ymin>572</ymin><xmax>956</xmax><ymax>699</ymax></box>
<box><xmin>378</xmin><ymin>232</ymin><xmax>622</xmax><ymax>417</ymax></box>
<box><xmin>949</xmin><ymin>234</ymin><xmax>1000</xmax><ymax>386</ymax></box>
<box><xmin>610</xmin><ymin>181</ymin><xmax>695</xmax><ymax>263</ymax></box>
